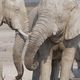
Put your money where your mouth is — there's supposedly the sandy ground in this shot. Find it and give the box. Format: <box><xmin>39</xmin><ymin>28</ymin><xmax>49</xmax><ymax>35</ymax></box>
<box><xmin>0</xmin><ymin>24</ymin><xmax>33</xmax><ymax>80</ymax></box>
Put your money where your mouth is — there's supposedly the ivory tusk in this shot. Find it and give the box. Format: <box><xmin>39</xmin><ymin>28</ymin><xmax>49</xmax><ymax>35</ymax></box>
<box><xmin>18</xmin><ymin>29</ymin><xmax>29</xmax><ymax>38</ymax></box>
<box><xmin>28</xmin><ymin>32</ymin><xmax>32</xmax><ymax>36</ymax></box>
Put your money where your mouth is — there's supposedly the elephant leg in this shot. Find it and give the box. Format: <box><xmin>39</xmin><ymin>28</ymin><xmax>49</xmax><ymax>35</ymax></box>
<box><xmin>39</xmin><ymin>48</ymin><xmax>53</xmax><ymax>80</ymax></box>
<box><xmin>51</xmin><ymin>60</ymin><xmax>60</xmax><ymax>80</ymax></box>
<box><xmin>72</xmin><ymin>44</ymin><xmax>80</xmax><ymax>78</ymax></box>
<box><xmin>75</xmin><ymin>46</ymin><xmax>80</xmax><ymax>69</ymax></box>
<box><xmin>13</xmin><ymin>33</ymin><xmax>25</xmax><ymax>80</ymax></box>
<box><xmin>32</xmin><ymin>64</ymin><xmax>40</xmax><ymax>80</ymax></box>
<box><xmin>60</xmin><ymin>48</ymin><xmax>75</xmax><ymax>80</ymax></box>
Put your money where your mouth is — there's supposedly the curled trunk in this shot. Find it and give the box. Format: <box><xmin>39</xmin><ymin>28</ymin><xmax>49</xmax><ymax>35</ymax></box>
<box><xmin>24</xmin><ymin>11</ymin><xmax>55</xmax><ymax>70</ymax></box>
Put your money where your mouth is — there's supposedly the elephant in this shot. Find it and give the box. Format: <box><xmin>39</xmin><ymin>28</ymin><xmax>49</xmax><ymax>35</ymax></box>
<box><xmin>0</xmin><ymin>0</ymin><xmax>29</xmax><ymax>80</ymax></box>
<box><xmin>72</xmin><ymin>42</ymin><xmax>80</xmax><ymax>78</ymax></box>
<box><xmin>28</xmin><ymin>7</ymin><xmax>80</xmax><ymax>79</ymax></box>
<box><xmin>24</xmin><ymin>0</ymin><xmax>80</xmax><ymax>80</ymax></box>
<box><xmin>75</xmin><ymin>43</ymin><xmax>80</xmax><ymax>70</ymax></box>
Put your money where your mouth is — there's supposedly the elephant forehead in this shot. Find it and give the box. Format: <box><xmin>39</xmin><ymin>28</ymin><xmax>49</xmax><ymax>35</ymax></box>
<box><xmin>2</xmin><ymin>0</ymin><xmax>27</xmax><ymax>19</ymax></box>
<box><xmin>3</xmin><ymin>0</ymin><xmax>24</xmax><ymax>11</ymax></box>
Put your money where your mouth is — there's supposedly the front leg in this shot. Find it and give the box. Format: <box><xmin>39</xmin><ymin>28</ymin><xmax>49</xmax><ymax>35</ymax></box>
<box><xmin>60</xmin><ymin>47</ymin><xmax>76</xmax><ymax>80</ymax></box>
<box><xmin>39</xmin><ymin>48</ymin><xmax>53</xmax><ymax>80</ymax></box>
<box><xmin>51</xmin><ymin>60</ymin><xmax>60</xmax><ymax>80</ymax></box>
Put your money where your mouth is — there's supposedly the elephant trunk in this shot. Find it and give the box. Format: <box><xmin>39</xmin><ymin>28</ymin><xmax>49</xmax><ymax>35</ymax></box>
<box><xmin>24</xmin><ymin>14</ymin><xmax>54</xmax><ymax>70</ymax></box>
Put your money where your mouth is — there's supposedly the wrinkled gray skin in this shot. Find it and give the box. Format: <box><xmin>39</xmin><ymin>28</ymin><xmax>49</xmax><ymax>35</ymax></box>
<box><xmin>75</xmin><ymin>43</ymin><xmax>80</xmax><ymax>69</ymax></box>
<box><xmin>24</xmin><ymin>0</ymin><xmax>80</xmax><ymax>80</ymax></box>
<box><xmin>28</xmin><ymin>8</ymin><xmax>80</xmax><ymax>79</ymax></box>
<box><xmin>0</xmin><ymin>0</ymin><xmax>29</xmax><ymax>80</ymax></box>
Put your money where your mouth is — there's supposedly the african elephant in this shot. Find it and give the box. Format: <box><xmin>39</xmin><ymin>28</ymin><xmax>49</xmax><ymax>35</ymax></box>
<box><xmin>24</xmin><ymin>0</ymin><xmax>80</xmax><ymax>80</ymax></box>
<box><xmin>0</xmin><ymin>0</ymin><xmax>29</xmax><ymax>80</ymax></box>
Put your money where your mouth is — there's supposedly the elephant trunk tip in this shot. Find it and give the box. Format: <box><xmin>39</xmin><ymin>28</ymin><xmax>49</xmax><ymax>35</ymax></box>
<box><xmin>24</xmin><ymin>57</ymin><xmax>39</xmax><ymax>71</ymax></box>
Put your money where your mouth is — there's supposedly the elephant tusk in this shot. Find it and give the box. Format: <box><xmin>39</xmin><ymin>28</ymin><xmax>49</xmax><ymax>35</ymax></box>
<box><xmin>18</xmin><ymin>29</ymin><xmax>32</xmax><ymax>40</ymax></box>
<box><xmin>53</xmin><ymin>31</ymin><xmax>57</xmax><ymax>35</ymax></box>
<box><xmin>28</xmin><ymin>32</ymin><xmax>32</xmax><ymax>36</ymax></box>
<box><xmin>18</xmin><ymin>29</ymin><xmax>29</xmax><ymax>38</ymax></box>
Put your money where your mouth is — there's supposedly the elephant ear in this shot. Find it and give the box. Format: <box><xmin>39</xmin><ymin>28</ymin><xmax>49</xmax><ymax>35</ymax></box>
<box><xmin>65</xmin><ymin>7</ymin><xmax>80</xmax><ymax>40</ymax></box>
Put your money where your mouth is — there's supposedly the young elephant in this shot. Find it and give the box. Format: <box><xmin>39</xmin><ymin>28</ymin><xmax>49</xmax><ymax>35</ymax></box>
<box><xmin>0</xmin><ymin>0</ymin><xmax>29</xmax><ymax>80</ymax></box>
<box><xmin>24</xmin><ymin>0</ymin><xmax>80</xmax><ymax>80</ymax></box>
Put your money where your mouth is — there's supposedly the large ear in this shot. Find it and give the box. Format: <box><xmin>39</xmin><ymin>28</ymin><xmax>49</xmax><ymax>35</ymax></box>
<box><xmin>65</xmin><ymin>7</ymin><xmax>80</xmax><ymax>40</ymax></box>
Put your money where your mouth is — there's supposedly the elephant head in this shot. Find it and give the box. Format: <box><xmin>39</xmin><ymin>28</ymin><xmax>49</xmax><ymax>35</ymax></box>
<box><xmin>0</xmin><ymin>0</ymin><xmax>29</xmax><ymax>39</ymax></box>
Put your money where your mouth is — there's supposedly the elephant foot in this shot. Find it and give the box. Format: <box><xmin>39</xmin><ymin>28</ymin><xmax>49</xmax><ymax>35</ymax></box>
<box><xmin>15</xmin><ymin>65</ymin><xmax>24</xmax><ymax>80</ymax></box>
<box><xmin>25</xmin><ymin>59</ymin><xmax>39</xmax><ymax>71</ymax></box>
<box><xmin>15</xmin><ymin>75</ymin><xmax>22</xmax><ymax>80</ymax></box>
